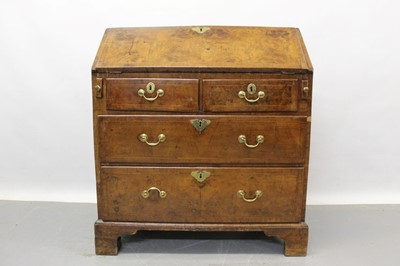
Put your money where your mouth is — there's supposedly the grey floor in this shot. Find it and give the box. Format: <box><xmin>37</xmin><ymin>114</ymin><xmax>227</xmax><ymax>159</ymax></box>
<box><xmin>0</xmin><ymin>201</ymin><xmax>399</xmax><ymax>266</ymax></box>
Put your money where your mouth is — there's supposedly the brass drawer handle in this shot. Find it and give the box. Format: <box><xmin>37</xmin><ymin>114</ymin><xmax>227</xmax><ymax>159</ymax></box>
<box><xmin>141</xmin><ymin>187</ymin><xmax>167</xmax><ymax>199</ymax></box>
<box><xmin>138</xmin><ymin>82</ymin><xmax>164</xmax><ymax>102</ymax></box>
<box><xmin>237</xmin><ymin>190</ymin><xmax>262</xmax><ymax>202</ymax></box>
<box><xmin>238</xmin><ymin>83</ymin><xmax>265</xmax><ymax>103</ymax></box>
<box><xmin>238</xmin><ymin>134</ymin><xmax>264</xmax><ymax>148</ymax></box>
<box><xmin>138</xmin><ymin>133</ymin><xmax>166</xmax><ymax>146</ymax></box>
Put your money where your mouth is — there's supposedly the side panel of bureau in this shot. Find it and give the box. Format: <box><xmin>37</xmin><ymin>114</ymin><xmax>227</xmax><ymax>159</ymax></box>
<box><xmin>98</xmin><ymin>166</ymin><xmax>305</xmax><ymax>223</ymax></box>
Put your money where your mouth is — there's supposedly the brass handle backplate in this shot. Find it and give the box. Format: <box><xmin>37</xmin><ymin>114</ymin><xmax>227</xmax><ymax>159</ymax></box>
<box><xmin>138</xmin><ymin>133</ymin><xmax>166</xmax><ymax>146</ymax></box>
<box><xmin>141</xmin><ymin>187</ymin><xmax>167</xmax><ymax>199</ymax></box>
<box><xmin>238</xmin><ymin>135</ymin><xmax>264</xmax><ymax>148</ymax></box>
<box><xmin>237</xmin><ymin>190</ymin><xmax>262</xmax><ymax>202</ymax></box>
<box><xmin>138</xmin><ymin>82</ymin><xmax>164</xmax><ymax>102</ymax></box>
<box><xmin>238</xmin><ymin>83</ymin><xmax>265</xmax><ymax>103</ymax></box>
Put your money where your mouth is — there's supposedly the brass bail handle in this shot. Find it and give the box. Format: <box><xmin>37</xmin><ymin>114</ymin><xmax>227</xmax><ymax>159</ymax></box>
<box><xmin>238</xmin><ymin>83</ymin><xmax>265</xmax><ymax>103</ymax></box>
<box><xmin>238</xmin><ymin>135</ymin><xmax>264</xmax><ymax>148</ymax></box>
<box><xmin>142</xmin><ymin>187</ymin><xmax>167</xmax><ymax>199</ymax></box>
<box><xmin>138</xmin><ymin>82</ymin><xmax>164</xmax><ymax>102</ymax></box>
<box><xmin>237</xmin><ymin>190</ymin><xmax>262</xmax><ymax>202</ymax></box>
<box><xmin>138</xmin><ymin>133</ymin><xmax>166</xmax><ymax>146</ymax></box>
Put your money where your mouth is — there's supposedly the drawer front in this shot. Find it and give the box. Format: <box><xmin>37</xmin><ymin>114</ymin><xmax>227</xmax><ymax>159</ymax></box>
<box><xmin>106</xmin><ymin>78</ymin><xmax>199</xmax><ymax>112</ymax></box>
<box><xmin>98</xmin><ymin>115</ymin><xmax>307</xmax><ymax>164</ymax></box>
<box><xmin>99</xmin><ymin>167</ymin><xmax>304</xmax><ymax>223</ymax></box>
<box><xmin>203</xmin><ymin>79</ymin><xmax>299</xmax><ymax>112</ymax></box>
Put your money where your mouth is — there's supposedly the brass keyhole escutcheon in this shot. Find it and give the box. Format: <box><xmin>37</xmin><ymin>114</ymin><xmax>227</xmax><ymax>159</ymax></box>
<box><xmin>190</xmin><ymin>119</ymin><xmax>211</xmax><ymax>133</ymax></box>
<box><xmin>191</xmin><ymin>171</ymin><xmax>211</xmax><ymax>183</ymax></box>
<box><xmin>247</xmin><ymin>83</ymin><xmax>257</xmax><ymax>94</ymax></box>
<box><xmin>146</xmin><ymin>82</ymin><xmax>156</xmax><ymax>93</ymax></box>
<box><xmin>192</xmin><ymin>26</ymin><xmax>210</xmax><ymax>34</ymax></box>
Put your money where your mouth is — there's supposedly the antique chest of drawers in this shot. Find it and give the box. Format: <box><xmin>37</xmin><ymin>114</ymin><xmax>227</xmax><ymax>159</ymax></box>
<box><xmin>92</xmin><ymin>26</ymin><xmax>313</xmax><ymax>256</ymax></box>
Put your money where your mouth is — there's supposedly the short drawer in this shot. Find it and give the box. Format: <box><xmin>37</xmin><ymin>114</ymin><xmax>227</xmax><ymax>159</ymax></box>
<box><xmin>203</xmin><ymin>79</ymin><xmax>299</xmax><ymax>112</ymax></box>
<box><xmin>106</xmin><ymin>78</ymin><xmax>199</xmax><ymax>112</ymax></box>
<box><xmin>98</xmin><ymin>115</ymin><xmax>307</xmax><ymax>164</ymax></box>
<box><xmin>98</xmin><ymin>167</ymin><xmax>304</xmax><ymax>223</ymax></box>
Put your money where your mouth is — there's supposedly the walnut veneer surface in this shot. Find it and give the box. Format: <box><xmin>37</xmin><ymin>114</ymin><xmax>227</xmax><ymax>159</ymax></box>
<box><xmin>92</xmin><ymin>26</ymin><xmax>313</xmax><ymax>256</ymax></box>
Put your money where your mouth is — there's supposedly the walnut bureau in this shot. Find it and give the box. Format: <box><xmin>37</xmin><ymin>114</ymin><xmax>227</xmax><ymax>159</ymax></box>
<box><xmin>92</xmin><ymin>26</ymin><xmax>313</xmax><ymax>256</ymax></box>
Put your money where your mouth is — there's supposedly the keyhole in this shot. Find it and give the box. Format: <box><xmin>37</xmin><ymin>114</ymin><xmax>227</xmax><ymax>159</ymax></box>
<box><xmin>199</xmin><ymin>174</ymin><xmax>203</xmax><ymax>179</ymax></box>
<box><xmin>146</xmin><ymin>82</ymin><xmax>155</xmax><ymax>93</ymax></box>
<box><xmin>199</xmin><ymin>121</ymin><xmax>202</xmax><ymax>127</ymax></box>
<box><xmin>247</xmin><ymin>83</ymin><xmax>257</xmax><ymax>94</ymax></box>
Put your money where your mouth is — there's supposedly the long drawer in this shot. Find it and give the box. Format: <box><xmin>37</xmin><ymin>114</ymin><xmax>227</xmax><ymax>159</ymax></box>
<box><xmin>98</xmin><ymin>166</ymin><xmax>305</xmax><ymax>223</ymax></box>
<box><xmin>98</xmin><ymin>115</ymin><xmax>307</xmax><ymax>164</ymax></box>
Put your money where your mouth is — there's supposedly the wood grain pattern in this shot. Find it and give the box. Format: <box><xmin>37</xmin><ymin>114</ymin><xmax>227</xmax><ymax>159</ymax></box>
<box><xmin>106</xmin><ymin>78</ymin><xmax>199</xmax><ymax>112</ymax></box>
<box><xmin>203</xmin><ymin>79</ymin><xmax>299</xmax><ymax>112</ymax></box>
<box><xmin>98</xmin><ymin>115</ymin><xmax>307</xmax><ymax>164</ymax></box>
<box><xmin>92</xmin><ymin>26</ymin><xmax>313</xmax><ymax>73</ymax></box>
<box><xmin>98</xmin><ymin>166</ymin><xmax>304</xmax><ymax>223</ymax></box>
